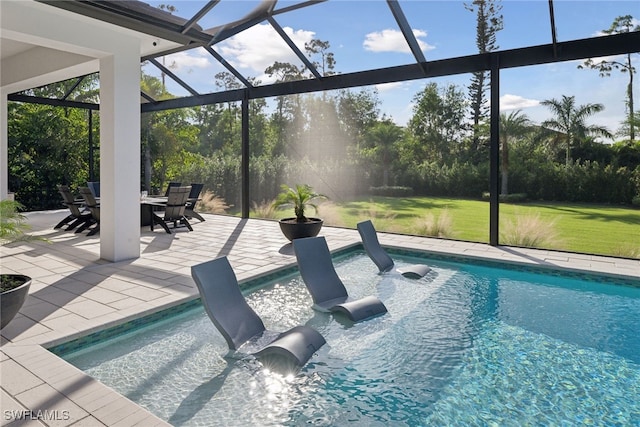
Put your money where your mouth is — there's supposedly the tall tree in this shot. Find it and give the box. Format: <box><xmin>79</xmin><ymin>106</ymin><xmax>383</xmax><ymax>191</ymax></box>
<box><xmin>156</xmin><ymin>4</ymin><xmax>178</xmax><ymax>89</ymax></box>
<box><xmin>540</xmin><ymin>95</ymin><xmax>612</xmax><ymax>165</ymax></box>
<box><xmin>361</xmin><ymin>118</ymin><xmax>404</xmax><ymax>187</ymax></box>
<box><xmin>337</xmin><ymin>88</ymin><xmax>380</xmax><ymax>151</ymax></box>
<box><xmin>214</xmin><ymin>71</ymin><xmax>242</xmax><ymax>147</ymax></box>
<box><xmin>465</xmin><ymin>0</ymin><xmax>503</xmax><ymax>159</ymax></box>
<box><xmin>407</xmin><ymin>82</ymin><xmax>467</xmax><ymax>163</ymax></box>
<box><xmin>499</xmin><ymin>110</ymin><xmax>531</xmax><ymax>195</ymax></box>
<box><xmin>9</xmin><ymin>76</ymin><xmax>100</xmax><ymax>209</ymax></box>
<box><xmin>304</xmin><ymin>39</ymin><xmax>336</xmax><ymax>77</ymax></box>
<box><xmin>578</xmin><ymin>15</ymin><xmax>639</xmax><ymax>142</ymax></box>
<box><xmin>141</xmin><ymin>73</ymin><xmax>199</xmax><ymax>191</ymax></box>
<box><xmin>265</xmin><ymin>61</ymin><xmax>304</xmax><ymax>155</ymax></box>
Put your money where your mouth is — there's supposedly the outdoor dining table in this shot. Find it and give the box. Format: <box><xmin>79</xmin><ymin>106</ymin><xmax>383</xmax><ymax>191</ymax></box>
<box><xmin>86</xmin><ymin>195</ymin><xmax>168</xmax><ymax>230</ymax></box>
<box><xmin>140</xmin><ymin>196</ymin><xmax>167</xmax><ymax>229</ymax></box>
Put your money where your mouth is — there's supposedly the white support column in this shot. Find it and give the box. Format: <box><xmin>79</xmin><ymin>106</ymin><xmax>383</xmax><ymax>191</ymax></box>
<box><xmin>99</xmin><ymin>45</ymin><xmax>141</xmax><ymax>262</ymax></box>
<box><xmin>0</xmin><ymin>90</ymin><xmax>8</xmax><ymax>200</ymax></box>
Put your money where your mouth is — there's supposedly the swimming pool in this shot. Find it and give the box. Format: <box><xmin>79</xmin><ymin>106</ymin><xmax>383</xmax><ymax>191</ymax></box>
<box><xmin>52</xmin><ymin>250</ymin><xmax>640</xmax><ymax>426</ymax></box>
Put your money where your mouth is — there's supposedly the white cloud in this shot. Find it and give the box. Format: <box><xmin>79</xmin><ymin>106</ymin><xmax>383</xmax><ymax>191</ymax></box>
<box><xmin>500</xmin><ymin>94</ymin><xmax>540</xmax><ymax>111</ymax></box>
<box><xmin>217</xmin><ymin>24</ymin><xmax>316</xmax><ymax>77</ymax></box>
<box><xmin>162</xmin><ymin>50</ymin><xmax>212</xmax><ymax>72</ymax></box>
<box><xmin>363</xmin><ymin>29</ymin><xmax>435</xmax><ymax>53</ymax></box>
<box><xmin>593</xmin><ymin>18</ymin><xmax>640</xmax><ymax>36</ymax></box>
<box><xmin>376</xmin><ymin>81</ymin><xmax>404</xmax><ymax>92</ymax></box>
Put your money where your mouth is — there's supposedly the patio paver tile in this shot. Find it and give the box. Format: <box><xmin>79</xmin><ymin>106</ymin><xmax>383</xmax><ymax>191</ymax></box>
<box><xmin>1</xmin><ymin>389</ymin><xmax>46</xmax><ymax>427</ymax></box>
<box><xmin>64</xmin><ymin>300</ymin><xmax>116</xmax><ymax>320</ymax></box>
<box><xmin>82</xmin><ymin>288</ymin><xmax>129</xmax><ymax>305</ymax></box>
<box><xmin>0</xmin><ymin>316</ymin><xmax>53</xmax><ymax>342</ymax></box>
<box><xmin>0</xmin><ymin>359</ymin><xmax>44</xmax><ymax>395</ymax></box>
<box><xmin>119</xmin><ymin>286</ymin><xmax>170</xmax><ymax>301</ymax></box>
<box><xmin>14</xmin><ymin>383</ymin><xmax>89</xmax><ymax>427</ymax></box>
<box><xmin>91</xmin><ymin>397</ymin><xmax>150</xmax><ymax>426</ymax></box>
<box><xmin>19</xmin><ymin>301</ymin><xmax>70</xmax><ymax>322</ymax></box>
<box><xmin>66</xmin><ymin>415</ymin><xmax>107</xmax><ymax>426</ymax></box>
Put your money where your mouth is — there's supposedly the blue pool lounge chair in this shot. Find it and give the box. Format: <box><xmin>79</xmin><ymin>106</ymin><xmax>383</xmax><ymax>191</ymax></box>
<box><xmin>357</xmin><ymin>220</ymin><xmax>431</xmax><ymax>279</ymax></box>
<box><xmin>191</xmin><ymin>256</ymin><xmax>326</xmax><ymax>370</ymax></box>
<box><xmin>293</xmin><ymin>236</ymin><xmax>388</xmax><ymax>322</ymax></box>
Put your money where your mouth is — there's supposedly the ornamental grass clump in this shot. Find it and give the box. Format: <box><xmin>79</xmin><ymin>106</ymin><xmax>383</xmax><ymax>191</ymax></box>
<box><xmin>500</xmin><ymin>213</ymin><xmax>560</xmax><ymax>248</ymax></box>
<box><xmin>315</xmin><ymin>201</ymin><xmax>346</xmax><ymax>227</ymax></box>
<box><xmin>612</xmin><ymin>245</ymin><xmax>640</xmax><ymax>259</ymax></box>
<box><xmin>198</xmin><ymin>191</ymin><xmax>231</xmax><ymax>214</ymax></box>
<box><xmin>413</xmin><ymin>210</ymin><xmax>454</xmax><ymax>238</ymax></box>
<box><xmin>251</xmin><ymin>199</ymin><xmax>279</xmax><ymax>219</ymax></box>
<box><xmin>357</xmin><ymin>201</ymin><xmax>398</xmax><ymax>232</ymax></box>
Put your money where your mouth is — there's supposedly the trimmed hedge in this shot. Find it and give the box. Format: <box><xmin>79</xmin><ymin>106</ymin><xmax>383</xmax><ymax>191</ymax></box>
<box><xmin>369</xmin><ymin>186</ymin><xmax>414</xmax><ymax>197</ymax></box>
<box><xmin>482</xmin><ymin>192</ymin><xmax>528</xmax><ymax>203</ymax></box>
<box><xmin>179</xmin><ymin>154</ymin><xmax>640</xmax><ymax>211</ymax></box>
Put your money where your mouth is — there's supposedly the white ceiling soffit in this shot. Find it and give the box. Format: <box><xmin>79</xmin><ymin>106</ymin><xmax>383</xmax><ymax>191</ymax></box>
<box><xmin>0</xmin><ymin>0</ymin><xmax>179</xmax><ymax>92</ymax></box>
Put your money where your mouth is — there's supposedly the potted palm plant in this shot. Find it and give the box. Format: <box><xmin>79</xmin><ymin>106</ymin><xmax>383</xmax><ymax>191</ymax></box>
<box><xmin>1</xmin><ymin>199</ymin><xmax>35</xmax><ymax>329</ymax></box>
<box><xmin>273</xmin><ymin>184</ymin><xmax>326</xmax><ymax>241</ymax></box>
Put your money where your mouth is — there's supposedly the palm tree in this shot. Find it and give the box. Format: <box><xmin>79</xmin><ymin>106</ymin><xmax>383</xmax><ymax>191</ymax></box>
<box><xmin>273</xmin><ymin>184</ymin><xmax>326</xmax><ymax>222</ymax></box>
<box><xmin>363</xmin><ymin>119</ymin><xmax>404</xmax><ymax>187</ymax></box>
<box><xmin>579</xmin><ymin>15</ymin><xmax>639</xmax><ymax>142</ymax></box>
<box><xmin>540</xmin><ymin>95</ymin><xmax>612</xmax><ymax>165</ymax></box>
<box><xmin>499</xmin><ymin>110</ymin><xmax>531</xmax><ymax>195</ymax></box>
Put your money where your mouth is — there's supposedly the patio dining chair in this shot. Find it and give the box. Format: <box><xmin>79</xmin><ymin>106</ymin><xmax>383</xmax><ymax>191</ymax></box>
<box><xmin>293</xmin><ymin>236</ymin><xmax>388</xmax><ymax>322</ymax></box>
<box><xmin>191</xmin><ymin>256</ymin><xmax>326</xmax><ymax>371</ymax></box>
<box><xmin>357</xmin><ymin>220</ymin><xmax>431</xmax><ymax>279</ymax></box>
<box><xmin>151</xmin><ymin>185</ymin><xmax>192</xmax><ymax>233</ymax></box>
<box><xmin>78</xmin><ymin>186</ymin><xmax>100</xmax><ymax>236</ymax></box>
<box><xmin>54</xmin><ymin>185</ymin><xmax>93</xmax><ymax>231</ymax></box>
<box><xmin>163</xmin><ymin>181</ymin><xmax>182</xmax><ymax>197</ymax></box>
<box><xmin>87</xmin><ymin>181</ymin><xmax>100</xmax><ymax>198</ymax></box>
<box><xmin>184</xmin><ymin>183</ymin><xmax>205</xmax><ymax>222</ymax></box>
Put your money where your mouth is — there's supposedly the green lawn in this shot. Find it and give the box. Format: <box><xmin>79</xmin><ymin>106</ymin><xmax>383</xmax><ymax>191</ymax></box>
<box><xmin>308</xmin><ymin>196</ymin><xmax>640</xmax><ymax>258</ymax></box>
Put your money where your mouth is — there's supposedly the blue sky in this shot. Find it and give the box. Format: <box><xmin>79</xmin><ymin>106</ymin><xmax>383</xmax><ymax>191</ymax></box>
<box><xmin>145</xmin><ymin>0</ymin><xmax>640</xmax><ymax>138</ymax></box>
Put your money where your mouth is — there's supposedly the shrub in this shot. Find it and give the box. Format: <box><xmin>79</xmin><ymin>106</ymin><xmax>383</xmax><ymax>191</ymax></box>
<box><xmin>633</xmin><ymin>195</ymin><xmax>640</xmax><ymax>207</ymax></box>
<box><xmin>481</xmin><ymin>192</ymin><xmax>528</xmax><ymax>203</ymax></box>
<box><xmin>399</xmin><ymin>161</ymin><xmax>488</xmax><ymax>198</ymax></box>
<box><xmin>501</xmin><ymin>193</ymin><xmax>528</xmax><ymax>203</ymax></box>
<box><xmin>369</xmin><ymin>186</ymin><xmax>413</xmax><ymax>197</ymax></box>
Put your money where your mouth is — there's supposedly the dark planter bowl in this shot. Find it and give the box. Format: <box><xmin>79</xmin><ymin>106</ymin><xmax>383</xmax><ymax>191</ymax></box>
<box><xmin>1</xmin><ymin>274</ymin><xmax>32</xmax><ymax>329</ymax></box>
<box><xmin>278</xmin><ymin>217</ymin><xmax>323</xmax><ymax>241</ymax></box>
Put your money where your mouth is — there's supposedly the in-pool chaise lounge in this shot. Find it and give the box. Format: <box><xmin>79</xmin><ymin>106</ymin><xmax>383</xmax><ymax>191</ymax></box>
<box><xmin>357</xmin><ymin>220</ymin><xmax>431</xmax><ymax>279</ymax></box>
<box><xmin>191</xmin><ymin>256</ymin><xmax>326</xmax><ymax>371</ymax></box>
<box><xmin>293</xmin><ymin>236</ymin><xmax>388</xmax><ymax>322</ymax></box>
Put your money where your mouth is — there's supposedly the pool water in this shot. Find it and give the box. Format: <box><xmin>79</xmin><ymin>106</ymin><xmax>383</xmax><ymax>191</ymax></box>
<box><xmin>56</xmin><ymin>252</ymin><xmax>640</xmax><ymax>426</ymax></box>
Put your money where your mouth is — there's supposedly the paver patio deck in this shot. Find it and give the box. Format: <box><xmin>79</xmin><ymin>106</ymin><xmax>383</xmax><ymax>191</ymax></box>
<box><xmin>1</xmin><ymin>210</ymin><xmax>639</xmax><ymax>426</ymax></box>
